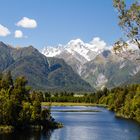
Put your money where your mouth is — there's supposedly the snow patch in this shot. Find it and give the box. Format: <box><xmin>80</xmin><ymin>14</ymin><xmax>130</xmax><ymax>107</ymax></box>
<box><xmin>130</xmin><ymin>65</ymin><xmax>140</xmax><ymax>76</ymax></box>
<box><xmin>119</xmin><ymin>62</ymin><xmax>126</xmax><ymax>69</ymax></box>
<box><xmin>96</xmin><ymin>73</ymin><xmax>108</xmax><ymax>87</ymax></box>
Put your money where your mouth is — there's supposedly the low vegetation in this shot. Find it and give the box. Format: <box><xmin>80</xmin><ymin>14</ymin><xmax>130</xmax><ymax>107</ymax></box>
<box><xmin>0</xmin><ymin>126</ymin><xmax>14</xmax><ymax>134</ymax></box>
<box><xmin>52</xmin><ymin>110</ymin><xmax>100</xmax><ymax>112</ymax></box>
<box><xmin>42</xmin><ymin>102</ymin><xmax>106</xmax><ymax>107</ymax></box>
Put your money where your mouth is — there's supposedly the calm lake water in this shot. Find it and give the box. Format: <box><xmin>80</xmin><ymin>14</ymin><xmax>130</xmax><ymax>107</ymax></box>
<box><xmin>0</xmin><ymin>106</ymin><xmax>140</xmax><ymax>140</ymax></box>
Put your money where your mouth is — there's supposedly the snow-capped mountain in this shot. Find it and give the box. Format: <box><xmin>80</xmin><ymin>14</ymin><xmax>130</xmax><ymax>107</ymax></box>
<box><xmin>42</xmin><ymin>38</ymin><xmax>140</xmax><ymax>90</ymax></box>
<box><xmin>42</xmin><ymin>37</ymin><xmax>110</xmax><ymax>63</ymax></box>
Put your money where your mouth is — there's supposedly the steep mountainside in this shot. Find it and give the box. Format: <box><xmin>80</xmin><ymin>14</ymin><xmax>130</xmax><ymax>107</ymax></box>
<box><xmin>125</xmin><ymin>70</ymin><xmax>140</xmax><ymax>85</ymax></box>
<box><xmin>0</xmin><ymin>42</ymin><xmax>14</xmax><ymax>71</ymax></box>
<box><xmin>81</xmin><ymin>51</ymin><xmax>140</xmax><ymax>89</ymax></box>
<box><xmin>0</xmin><ymin>42</ymin><xmax>93</xmax><ymax>91</ymax></box>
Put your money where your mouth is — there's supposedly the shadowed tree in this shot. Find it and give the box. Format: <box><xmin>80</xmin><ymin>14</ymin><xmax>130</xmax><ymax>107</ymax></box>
<box><xmin>1</xmin><ymin>71</ymin><xmax>13</xmax><ymax>90</ymax></box>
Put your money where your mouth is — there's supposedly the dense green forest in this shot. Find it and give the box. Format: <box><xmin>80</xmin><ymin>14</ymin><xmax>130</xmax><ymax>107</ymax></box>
<box><xmin>99</xmin><ymin>84</ymin><xmax>140</xmax><ymax>123</ymax></box>
<box><xmin>0</xmin><ymin>71</ymin><xmax>62</xmax><ymax>133</ymax></box>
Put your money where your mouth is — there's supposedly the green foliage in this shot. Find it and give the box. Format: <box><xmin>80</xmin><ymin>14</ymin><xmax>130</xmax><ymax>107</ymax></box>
<box><xmin>1</xmin><ymin>71</ymin><xmax>13</xmax><ymax>90</ymax></box>
<box><xmin>0</xmin><ymin>72</ymin><xmax>56</xmax><ymax>130</ymax></box>
<box><xmin>99</xmin><ymin>84</ymin><xmax>140</xmax><ymax>123</ymax></box>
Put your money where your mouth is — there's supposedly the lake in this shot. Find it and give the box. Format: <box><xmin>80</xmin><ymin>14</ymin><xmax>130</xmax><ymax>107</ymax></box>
<box><xmin>0</xmin><ymin>106</ymin><xmax>140</xmax><ymax>140</ymax></box>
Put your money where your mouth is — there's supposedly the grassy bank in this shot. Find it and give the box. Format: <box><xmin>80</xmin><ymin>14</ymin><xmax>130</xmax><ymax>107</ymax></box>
<box><xmin>52</xmin><ymin>110</ymin><xmax>101</xmax><ymax>112</ymax></box>
<box><xmin>0</xmin><ymin>126</ymin><xmax>14</xmax><ymax>134</ymax></box>
<box><xmin>0</xmin><ymin>123</ymin><xmax>63</xmax><ymax>134</ymax></box>
<box><xmin>42</xmin><ymin>102</ymin><xmax>107</xmax><ymax>107</ymax></box>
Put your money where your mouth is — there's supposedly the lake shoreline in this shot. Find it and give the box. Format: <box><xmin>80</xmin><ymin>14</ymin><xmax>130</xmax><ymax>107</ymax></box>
<box><xmin>0</xmin><ymin>122</ymin><xmax>63</xmax><ymax>134</ymax></box>
<box><xmin>52</xmin><ymin>110</ymin><xmax>101</xmax><ymax>112</ymax></box>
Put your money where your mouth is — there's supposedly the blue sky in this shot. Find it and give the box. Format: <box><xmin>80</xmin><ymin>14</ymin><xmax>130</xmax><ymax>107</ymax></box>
<box><xmin>0</xmin><ymin>0</ymin><xmax>132</xmax><ymax>50</ymax></box>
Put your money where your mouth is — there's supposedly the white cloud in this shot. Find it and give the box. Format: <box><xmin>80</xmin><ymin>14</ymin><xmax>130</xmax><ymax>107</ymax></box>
<box><xmin>0</xmin><ymin>24</ymin><xmax>10</xmax><ymax>37</ymax></box>
<box><xmin>14</xmin><ymin>30</ymin><xmax>23</xmax><ymax>38</ymax></box>
<box><xmin>16</xmin><ymin>17</ymin><xmax>37</xmax><ymax>28</ymax></box>
<box><xmin>14</xmin><ymin>30</ymin><xmax>28</xmax><ymax>39</ymax></box>
<box><xmin>90</xmin><ymin>37</ymin><xmax>107</xmax><ymax>47</ymax></box>
<box><xmin>89</xmin><ymin>37</ymin><xmax>111</xmax><ymax>51</ymax></box>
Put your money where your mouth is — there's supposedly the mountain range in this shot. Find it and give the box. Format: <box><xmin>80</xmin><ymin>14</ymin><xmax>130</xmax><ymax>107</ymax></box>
<box><xmin>0</xmin><ymin>41</ymin><xmax>92</xmax><ymax>92</ymax></box>
<box><xmin>0</xmin><ymin>38</ymin><xmax>139</xmax><ymax>92</ymax></box>
<box><xmin>42</xmin><ymin>38</ymin><xmax>140</xmax><ymax>89</ymax></box>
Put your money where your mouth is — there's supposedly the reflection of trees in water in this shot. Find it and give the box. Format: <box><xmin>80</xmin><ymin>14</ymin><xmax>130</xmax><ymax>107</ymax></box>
<box><xmin>0</xmin><ymin>129</ymin><xmax>54</xmax><ymax>140</ymax></box>
<box><xmin>15</xmin><ymin>129</ymin><xmax>42</xmax><ymax>140</ymax></box>
<box><xmin>29</xmin><ymin>130</ymin><xmax>41</xmax><ymax>140</ymax></box>
<box><xmin>42</xmin><ymin>129</ymin><xmax>54</xmax><ymax>140</ymax></box>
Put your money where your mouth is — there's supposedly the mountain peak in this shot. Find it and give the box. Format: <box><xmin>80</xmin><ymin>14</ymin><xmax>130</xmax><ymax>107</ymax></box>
<box><xmin>42</xmin><ymin>37</ymin><xmax>111</xmax><ymax>62</ymax></box>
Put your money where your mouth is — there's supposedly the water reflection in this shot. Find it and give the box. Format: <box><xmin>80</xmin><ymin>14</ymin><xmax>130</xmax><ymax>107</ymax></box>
<box><xmin>0</xmin><ymin>129</ymin><xmax>54</xmax><ymax>140</ymax></box>
<box><xmin>41</xmin><ymin>129</ymin><xmax>53</xmax><ymax>140</ymax></box>
<box><xmin>51</xmin><ymin>106</ymin><xmax>140</xmax><ymax>140</ymax></box>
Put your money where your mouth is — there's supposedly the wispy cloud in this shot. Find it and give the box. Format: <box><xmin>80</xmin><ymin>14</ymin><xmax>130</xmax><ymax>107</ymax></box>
<box><xmin>0</xmin><ymin>24</ymin><xmax>10</xmax><ymax>37</ymax></box>
<box><xmin>16</xmin><ymin>17</ymin><xmax>37</xmax><ymax>28</ymax></box>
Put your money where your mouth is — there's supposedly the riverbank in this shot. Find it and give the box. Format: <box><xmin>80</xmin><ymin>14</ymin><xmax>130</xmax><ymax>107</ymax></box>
<box><xmin>42</xmin><ymin>102</ymin><xmax>107</xmax><ymax>107</ymax></box>
<box><xmin>0</xmin><ymin>122</ymin><xmax>63</xmax><ymax>134</ymax></box>
<box><xmin>0</xmin><ymin>126</ymin><xmax>14</xmax><ymax>134</ymax></box>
